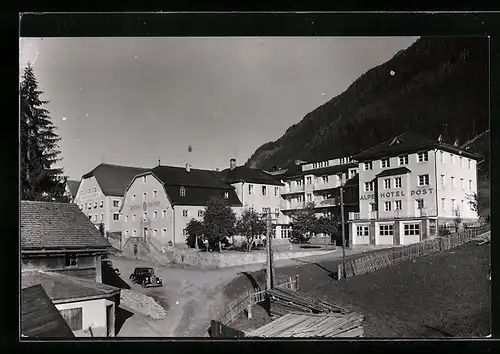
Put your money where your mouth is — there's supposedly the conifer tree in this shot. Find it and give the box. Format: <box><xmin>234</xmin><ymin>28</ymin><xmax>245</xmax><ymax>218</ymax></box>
<box><xmin>20</xmin><ymin>63</ymin><xmax>66</xmax><ymax>201</ymax></box>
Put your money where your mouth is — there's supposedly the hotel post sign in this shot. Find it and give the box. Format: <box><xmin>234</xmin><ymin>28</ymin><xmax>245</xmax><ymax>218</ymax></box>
<box><xmin>360</xmin><ymin>188</ymin><xmax>434</xmax><ymax>200</ymax></box>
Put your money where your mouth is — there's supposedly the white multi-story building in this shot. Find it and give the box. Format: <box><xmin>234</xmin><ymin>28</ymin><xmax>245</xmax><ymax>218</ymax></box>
<box><xmin>348</xmin><ymin>132</ymin><xmax>483</xmax><ymax>246</ymax></box>
<box><xmin>74</xmin><ymin>163</ymin><xmax>149</xmax><ymax>233</ymax></box>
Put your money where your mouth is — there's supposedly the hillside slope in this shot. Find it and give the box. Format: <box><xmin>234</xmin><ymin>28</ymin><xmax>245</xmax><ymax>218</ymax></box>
<box><xmin>246</xmin><ymin>37</ymin><xmax>489</xmax><ymax>170</ymax></box>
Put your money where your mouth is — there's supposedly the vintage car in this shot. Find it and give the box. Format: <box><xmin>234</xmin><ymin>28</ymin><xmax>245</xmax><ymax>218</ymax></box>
<box><xmin>129</xmin><ymin>267</ymin><xmax>163</xmax><ymax>287</ymax></box>
<box><xmin>101</xmin><ymin>259</ymin><xmax>120</xmax><ymax>276</ymax></box>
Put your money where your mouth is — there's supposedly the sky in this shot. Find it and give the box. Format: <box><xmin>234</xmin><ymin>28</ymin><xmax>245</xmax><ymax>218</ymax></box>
<box><xmin>19</xmin><ymin>36</ymin><xmax>419</xmax><ymax>180</ymax></box>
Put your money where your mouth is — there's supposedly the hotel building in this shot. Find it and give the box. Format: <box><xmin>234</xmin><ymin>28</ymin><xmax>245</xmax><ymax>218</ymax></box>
<box><xmin>348</xmin><ymin>132</ymin><xmax>483</xmax><ymax>246</ymax></box>
<box><xmin>74</xmin><ymin>163</ymin><xmax>149</xmax><ymax>233</ymax></box>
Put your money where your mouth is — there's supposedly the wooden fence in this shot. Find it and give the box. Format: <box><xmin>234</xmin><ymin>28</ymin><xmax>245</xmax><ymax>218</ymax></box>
<box><xmin>218</xmin><ymin>276</ymin><xmax>299</xmax><ymax>325</ymax></box>
<box><xmin>338</xmin><ymin>226</ymin><xmax>490</xmax><ymax>279</ymax></box>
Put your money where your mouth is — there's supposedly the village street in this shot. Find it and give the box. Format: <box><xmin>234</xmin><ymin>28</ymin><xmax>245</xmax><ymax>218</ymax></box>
<box><xmin>110</xmin><ymin>246</ymin><xmax>390</xmax><ymax>337</ymax></box>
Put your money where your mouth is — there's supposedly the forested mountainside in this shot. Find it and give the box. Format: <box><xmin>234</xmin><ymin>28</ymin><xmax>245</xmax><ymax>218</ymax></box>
<box><xmin>245</xmin><ymin>37</ymin><xmax>489</xmax><ymax>171</ymax></box>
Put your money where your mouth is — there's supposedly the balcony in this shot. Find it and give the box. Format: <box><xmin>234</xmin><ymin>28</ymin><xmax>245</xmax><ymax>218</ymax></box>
<box><xmin>313</xmin><ymin>181</ymin><xmax>340</xmax><ymax>191</ymax></box>
<box><xmin>316</xmin><ymin>197</ymin><xmax>340</xmax><ymax>208</ymax></box>
<box><xmin>281</xmin><ymin>185</ymin><xmax>305</xmax><ymax>195</ymax></box>
<box><xmin>348</xmin><ymin>211</ymin><xmax>378</xmax><ymax>221</ymax></box>
<box><xmin>282</xmin><ymin>202</ymin><xmax>305</xmax><ymax>211</ymax></box>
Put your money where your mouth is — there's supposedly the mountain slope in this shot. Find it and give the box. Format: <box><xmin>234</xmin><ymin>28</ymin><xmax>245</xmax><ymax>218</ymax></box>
<box><xmin>246</xmin><ymin>37</ymin><xmax>488</xmax><ymax>170</ymax></box>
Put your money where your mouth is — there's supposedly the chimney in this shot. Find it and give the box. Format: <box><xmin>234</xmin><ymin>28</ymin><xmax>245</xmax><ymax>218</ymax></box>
<box><xmin>215</xmin><ymin>168</ymin><xmax>220</xmax><ymax>172</ymax></box>
<box><xmin>186</xmin><ymin>163</ymin><xmax>190</xmax><ymax>172</ymax></box>
<box><xmin>230</xmin><ymin>158</ymin><xmax>236</xmax><ymax>171</ymax></box>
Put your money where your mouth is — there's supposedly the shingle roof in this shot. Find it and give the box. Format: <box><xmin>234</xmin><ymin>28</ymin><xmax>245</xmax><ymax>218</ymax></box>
<box><xmin>82</xmin><ymin>163</ymin><xmax>150</xmax><ymax>197</ymax></box>
<box><xmin>66</xmin><ymin>180</ymin><xmax>80</xmax><ymax>197</ymax></box>
<box><xmin>150</xmin><ymin>165</ymin><xmax>242</xmax><ymax>207</ymax></box>
<box><xmin>21</xmin><ymin>201</ymin><xmax>111</xmax><ymax>251</ymax></box>
<box><xmin>375</xmin><ymin>167</ymin><xmax>411</xmax><ymax>178</ymax></box>
<box><xmin>218</xmin><ymin>166</ymin><xmax>283</xmax><ymax>186</ymax></box>
<box><xmin>21</xmin><ymin>285</ymin><xmax>75</xmax><ymax>338</ymax></box>
<box><xmin>352</xmin><ymin>131</ymin><xmax>483</xmax><ymax>161</ymax></box>
<box><xmin>21</xmin><ymin>270</ymin><xmax>121</xmax><ymax>303</ymax></box>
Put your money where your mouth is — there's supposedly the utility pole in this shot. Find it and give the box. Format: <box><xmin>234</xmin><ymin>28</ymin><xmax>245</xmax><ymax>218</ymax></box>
<box><xmin>340</xmin><ymin>185</ymin><xmax>347</xmax><ymax>279</ymax></box>
<box><xmin>266</xmin><ymin>210</ymin><xmax>274</xmax><ymax>290</ymax></box>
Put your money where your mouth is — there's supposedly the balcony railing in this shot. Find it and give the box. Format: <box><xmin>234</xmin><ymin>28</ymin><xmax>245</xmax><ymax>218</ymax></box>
<box><xmin>348</xmin><ymin>209</ymin><xmax>436</xmax><ymax>221</ymax></box>
<box><xmin>281</xmin><ymin>185</ymin><xmax>305</xmax><ymax>194</ymax></box>
<box><xmin>348</xmin><ymin>211</ymin><xmax>378</xmax><ymax>220</ymax></box>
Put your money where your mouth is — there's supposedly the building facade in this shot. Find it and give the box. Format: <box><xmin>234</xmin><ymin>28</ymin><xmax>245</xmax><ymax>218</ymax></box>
<box><xmin>348</xmin><ymin>132</ymin><xmax>482</xmax><ymax>246</ymax></box>
<box><xmin>74</xmin><ymin>163</ymin><xmax>149</xmax><ymax>233</ymax></box>
<box><xmin>119</xmin><ymin>164</ymin><xmax>242</xmax><ymax>260</ymax></box>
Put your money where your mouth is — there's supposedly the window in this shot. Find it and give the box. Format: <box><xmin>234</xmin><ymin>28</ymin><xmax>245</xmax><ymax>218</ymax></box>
<box><xmin>461</xmin><ymin>200</ymin><xmax>464</xmax><ymax>212</ymax></box>
<box><xmin>364</xmin><ymin>162</ymin><xmax>373</xmax><ymax>171</ymax></box>
<box><xmin>381</xmin><ymin>159</ymin><xmax>390</xmax><ymax>168</ymax></box>
<box><xmin>450</xmin><ymin>176</ymin><xmax>456</xmax><ymax>188</ymax></box>
<box><xmin>469</xmin><ymin>180</ymin><xmax>472</xmax><ymax>190</ymax></box>
<box><xmin>450</xmin><ymin>154</ymin><xmax>455</xmax><ymax>165</ymax></box>
<box><xmin>418</xmin><ymin>174</ymin><xmax>429</xmax><ymax>186</ymax></box>
<box><xmin>441</xmin><ymin>198</ymin><xmax>446</xmax><ymax>210</ymax></box>
<box><xmin>440</xmin><ymin>151</ymin><xmax>445</xmax><ymax>163</ymax></box>
<box><xmin>468</xmin><ymin>159</ymin><xmax>471</xmax><ymax>169</ymax></box>
<box><xmin>306</xmin><ymin>176</ymin><xmax>312</xmax><ymax>185</ymax></box>
<box><xmin>349</xmin><ymin>170</ymin><xmax>357</xmax><ymax>178</ymax></box>
<box><xmin>356</xmin><ymin>226</ymin><xmax>369</xmax><ymax>237</ymax></box>
<box><xmin>125</xmin><ymin>215</ymin><xmax>128</xmax><ymax>222</ymax></box>
<box><xmin>224</xmin><ymin>192</ymin><xmax>229</xmax><ymax>199</ymax></box>
<box><xmin>88</xmin><ymin>188</ymin><xmax>91</xmax><ymax>194</ymax></box>
<box><xmin>459</xmin><ymin>157</ymin><xmax>463</xmax><ymax>167</ymax></box>
<box><xmin>100</xmin><ymin>213</ymin><xmax>104</xmax><ymax>221</ymax></box>
<box><xmin>417</xmin><ymin>151</ymin><xmax>428</xmax><ymax>162</ymax></box>
<box><xmin>64</xmin><ymin>253</ymin><xmax>77</xmax><ymax>267</ymax></box>
<box><xmin>93</xmin><ymin>201</ymin><xmax>97</xmax><ymax>209</ymax></box>
<box><xmin>153</xmin><ymin>190</ymin><xmax>158</xmax><ymax>199</ymax></box>
<box><xmin>100</xmin><ymin>200</ymin><xmax>104</xmax><ymax>208</ymax></box>
<box><xmin>416</xmin><ymin>199</ymin><xmax>424</xmax><ymax>209</ymax></box>
<box><xmin>125</xmin><ymin>230</ymin><xmax>129</xmax><ymax>237</ymax></box>
<box><xmin>94</xmin><ymin>187</ymin><xmax>97</xmax><ymax>193</ymax></box>
<box><xmin>180</xmin><ymin>187</ymin><xmax>186</xmax><ymax>197</ymax></box>
<box><xmin>113</xmin><ymin>200</ymin><xmax>120</xmax><ymax>208</ymax></box>
<box><xmin>143</xmin><ymin>212</ymin><xmax>147</xmax><ymax>219</ymax></box>
<box><xmin>248</xmin><ymin>184</ymin><xmax>254</xmax><ymax>194</ymax></box>
<box><xmin>451</xmin><ymin>199</ymin><xmax>456</xmax><ymax>209</ymax></box>
<box><xmin>133</xmin><ymin>230</ymin><xmax>137</xmax><ymax>237</ymax></box>
<box><xmin>111</xmin><ymin>213</ymin><xmax>119</xmax><ymax>221</ymax></box>
<box><xmin>59</xmin><ymin>308</ymin><xmax>82</xmax><ymax>331</ymax></box>
<box><xmin>143</xmin><ymin>192</ymin><xmax>147</xmax><ymax>200</ymax></box>
<box><xmin>364</xmin><ymin>182</ymin><xmax>374</xmax><ymax>192</ymax></box>
<box><xmin>369</xmin><ymin>203</ymin><xmax>377</xmax><ymax>212</ymax></box>
<box><xmin>297</xmin><ymin>195</ymin><xmax>303</xmax><ymax>203</ymax></box>
<box><xmin>183</xmin><ymin>210</ymin><xmax>188</xmax><ymax>217</ymax></box>
<box><xmin>153</xmin><ymin>211</ymin><xmax>158</xmax><ymax>220</ymax></box>
<box><xmin>142</xmin><ymin>176</ymin><xmax>147</xmax><ymax>184</ymax></box>
<box><xmin>153</xmin><ymin>229</ymin><xmax>158</xmax><ymax>237</ymax></box>
<box><xmin>384</xmin><ymin>201</ymin><xmax>391</xmax><ymax>212</ymax></box>
<box><xmin>162</xmin><ymin>228</ymin><xmax>167</xmax><ymax>237</ymax></box>
<box><xmin>93</xmin><ymin>214</ymin><xmax>97</xmax><ymax>222</ymax></box>
<box><xmin>384</xmin><ymin>179</ymin><xmax>391</xmax><ymax>189</ymax></box>
<box><xmin>88</xmin><ymin>215</ymin><xmax>92</xmax><ymax>220</ymax></box>
<box><xmin>275</xmin><ymin>187</ymin><xmax>279</xmax><ymax>196</ymax></box>
<box><xmin>398</xmin><ymin>155</ymin><xmax>409</xmax><ymax>165</ymax></box>
<box><xmin>297</xmin><ymin>179</ymin><xmax>303</xmax><ymax>186</ymax></box>
<box><xmin>394</xmin><ymin>177</ymin><xmax>402</xmax><ymax>188</ymax></box>
<box><xmin>395</xmin><ymin>200</ymin><xmax>402</xmax><ymax>210</ymax></box>
<box><xmin>307</xmin><ymin>194</ymin><xmax>312</xmax><ymax>202</ymax></box>
<box><xmin>132</xmin><ymin>194</ymin><xmax>136</xmax><ymax>202</ymax></box>
<box><xmin>198</xmin><ymin>210</ymin><xmax>204</xmax><ymax>218</ymax></box>
<box><xmin>379</xmin><ymin>224</ymin><xmax>394</xmax><ymax>236</ymax></box>
<box><xmin>460</xmin><ymin>178</ymin><xmax>464</xmax><ymax>189</ymax></box>
<box><xmin>261</xmin><ymin>186</ymin><xmax>267</xmax><ymax>196</ymax></box>
<box><xmin>275</xmin><ymin>208</ymin><xmax>280</xmax><ymax>219</ymax></box>
<box><xmin>404</xmin><ymin>224</ymin><xmax>420</xmax><ymax>236</ymax></box>
<box><xmin>87</xmin><ymin>203</ymin><xmax>91</xmax><ymax>210</ymax></box>
<box><xmin>440</xmin><ymin>174</ymin><xmax>445</xmax><ymax>186</ymax></box>
<box><xmin>132</xmin><ymin>214</ymin><xmax>136</xmax><ymax>221</ymax></box>
<box><xmin>162</xmin><ymin>209</ymin><xmax>167</xmax><ymax>218</ymax></box>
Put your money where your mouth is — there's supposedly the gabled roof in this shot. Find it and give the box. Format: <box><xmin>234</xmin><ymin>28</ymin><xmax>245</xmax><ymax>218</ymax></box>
<box><xmin>82</xmin><ymin>163</ymin><xmax>150</xmax><ymax>197</ymax></box>
<box><xmin>375</xmin><ymin>167</ymin><xmax>411</xmax><ymax>178</ymax></box>
<box><xmin>352</xmin><ymin>131</ymin><xmax>483</xmax><ymax>161</ymax></box>
<box><xmin>218</xmin><ymin>166</ymin><xmax>283</xmax><ymax>186</ymax></box>
<box><xmin>149</xmin><ymin>165</ymin><xmax>242</xmax><ymax>207</ymax></box>
<box><xmin>21</xmin><ymin>285</ymin><xmax>75</xmax><ymax>338</ymax></box>
<box><xmin>66</xmin><ymin>180</ymin><xmax>80</xmax><ymax>197</ymax></box>
<box><xmin>21</xmin><ymin>201</ymin><xmax>111</xmax><ymax>251</ymax></box>
<box><xmin>22</xmin><ymin>270</ymin><xmax>121</xmax><ymax>304</ymax></box>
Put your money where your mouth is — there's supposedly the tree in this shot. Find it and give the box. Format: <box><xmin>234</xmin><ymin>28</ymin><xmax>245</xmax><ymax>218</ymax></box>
<box><xmin>452</xmin><ymin>207</ymin><xmax>462</xmax><ymax>231</ymax></box>
<box><xmin>466</xmin><ymin>192</ymin><xmax>481</xmax><ymax>216</ymax></box>
<box><xmin>235</xmin><ymin>209</ymin><xmax>267</xmax><ymax>252</ymax></box>
<box><xmin>202</xmin><ymin>196</ymin><xmax>236</xmax><ymax>251</ymax></box>
<box><xmin>290</xmin><ymin>202</ymin><xmax>317</xmax><ymax>244</ymax></box>
<box><xmin>315</xmin><ymin>214</ymin><xmax>339</xmax><ymax>242</ymax></box>
<box><xmin>21</xmin><ymin>63</ymin><xmax>65</xmax><ymax>201</ymax></box>
<box><xmin>185</xmin><ymin>218</ymin><xmax>206</xmax><ymax>249</ymax></box>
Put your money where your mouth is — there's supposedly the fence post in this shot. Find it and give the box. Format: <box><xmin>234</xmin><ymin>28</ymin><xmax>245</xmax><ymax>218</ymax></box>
<box><xmin>246</xmin><ymin>304</ymin><xmax>252</xmax><ymax>319</ymax></box>
<box><xmin>295</xmin><ymin>275</ymin><xmax>300</xmax><ymax>290</ymax></box>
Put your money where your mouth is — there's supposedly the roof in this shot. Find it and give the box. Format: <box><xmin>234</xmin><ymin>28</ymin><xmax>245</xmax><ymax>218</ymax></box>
<box><xmin>375</xmin><ymin>167</ymin><xmax>411</xmax><ymax>178</ymax></box>
<box><xmin>352</xmin><ymin>131</ymin><xmax>483</xmax><ymax>161</ymax></box>
<box><xmin>344</xmin><ymin>174</ymin><xmax>359</xmax><ymax>187</ymax></box>
<box><xmin>21</xmin><ymin>270</ymin><xmax>121</xmax><ymax>303</ymax></box>
<box><xmin>82</xmin><ymin>163</ymin><xmax>150</xmax><ymax>197</ymax></box>
<box><xmin>307</xmin><ymin>162</ymin><xmax>358</xmax><ymax>177</ymax></box>
<box><xmin>21</xmin><ymin>201</ymin><xmax>111</xmax><ymax>251</ymax></box>
<box><xmin>66</xmin><ymin>180</ymin><xmax>80</xmax><ymax>197</ymax></box>
<box><xmin>245</xmin><ymin>312</ymin><xmax>364</xmax><ymax>338</ymax></box>
<box><xmin>150</xmin><ymin>165</ymin><xmax>242</xmax><ymax>207</ymax></box>
<box><xmin>21</xmin><ymin>285</ymin><xmax>75</xmax><ymax>338</ymax></box>
<box><xmin>218</xmin><ymin>166</ymin><xmax>283</xmax><ymax>186</ymax></box>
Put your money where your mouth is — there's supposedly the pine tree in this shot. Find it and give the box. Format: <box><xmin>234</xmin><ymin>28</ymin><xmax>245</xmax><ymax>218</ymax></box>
<box><xmin>20</xmin><ymin>63</ymin><xmax>66</xmax><ymax>201</ymax></box>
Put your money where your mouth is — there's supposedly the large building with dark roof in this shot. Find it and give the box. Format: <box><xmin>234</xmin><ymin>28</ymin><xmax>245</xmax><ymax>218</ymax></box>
<box><xmin>348</xmin><ymin>132</ymin><xmax>483</xmax><ymax>246</ymax></box>
<box><xmin>74</xmin><ymin>163</ymin><xmax>150</xmax><ymax>234</ymax></box>
<box><xmin>118</xmin><ymin>163</ymin><xmax>242</xmax><ymax>260</ymax></box>
<box><xmin>21</xmin><ymin>201</ymin><xmax>111</xmax><ymax>282</ymax></box>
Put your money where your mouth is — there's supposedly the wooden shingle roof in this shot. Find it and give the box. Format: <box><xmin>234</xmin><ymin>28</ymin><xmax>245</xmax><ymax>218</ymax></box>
<box><xmin>21</xmin><ymin>285</ymin><xmax>75</xmax><ymax>338</ymax></box>
<box><xmin>21</xmin><ymin>201</ymin><xmax>111</xmax><ymax>251</ymax></box>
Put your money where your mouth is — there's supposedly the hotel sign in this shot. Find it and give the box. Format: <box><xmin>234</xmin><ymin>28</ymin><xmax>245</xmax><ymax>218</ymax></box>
<box><xmin>360</xmin><ymin>188</ymin><xmax>434</xmax><ymax>200</ymax></box>
<box><xmin>79</xmin><ymin>192</ymin><xmax>102</xmax><ymax>200</ymax></box>
<box><xmin>129</xmin><ymin>200</ymin><xmax>161</xmax><ymax>211</ymax></box>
